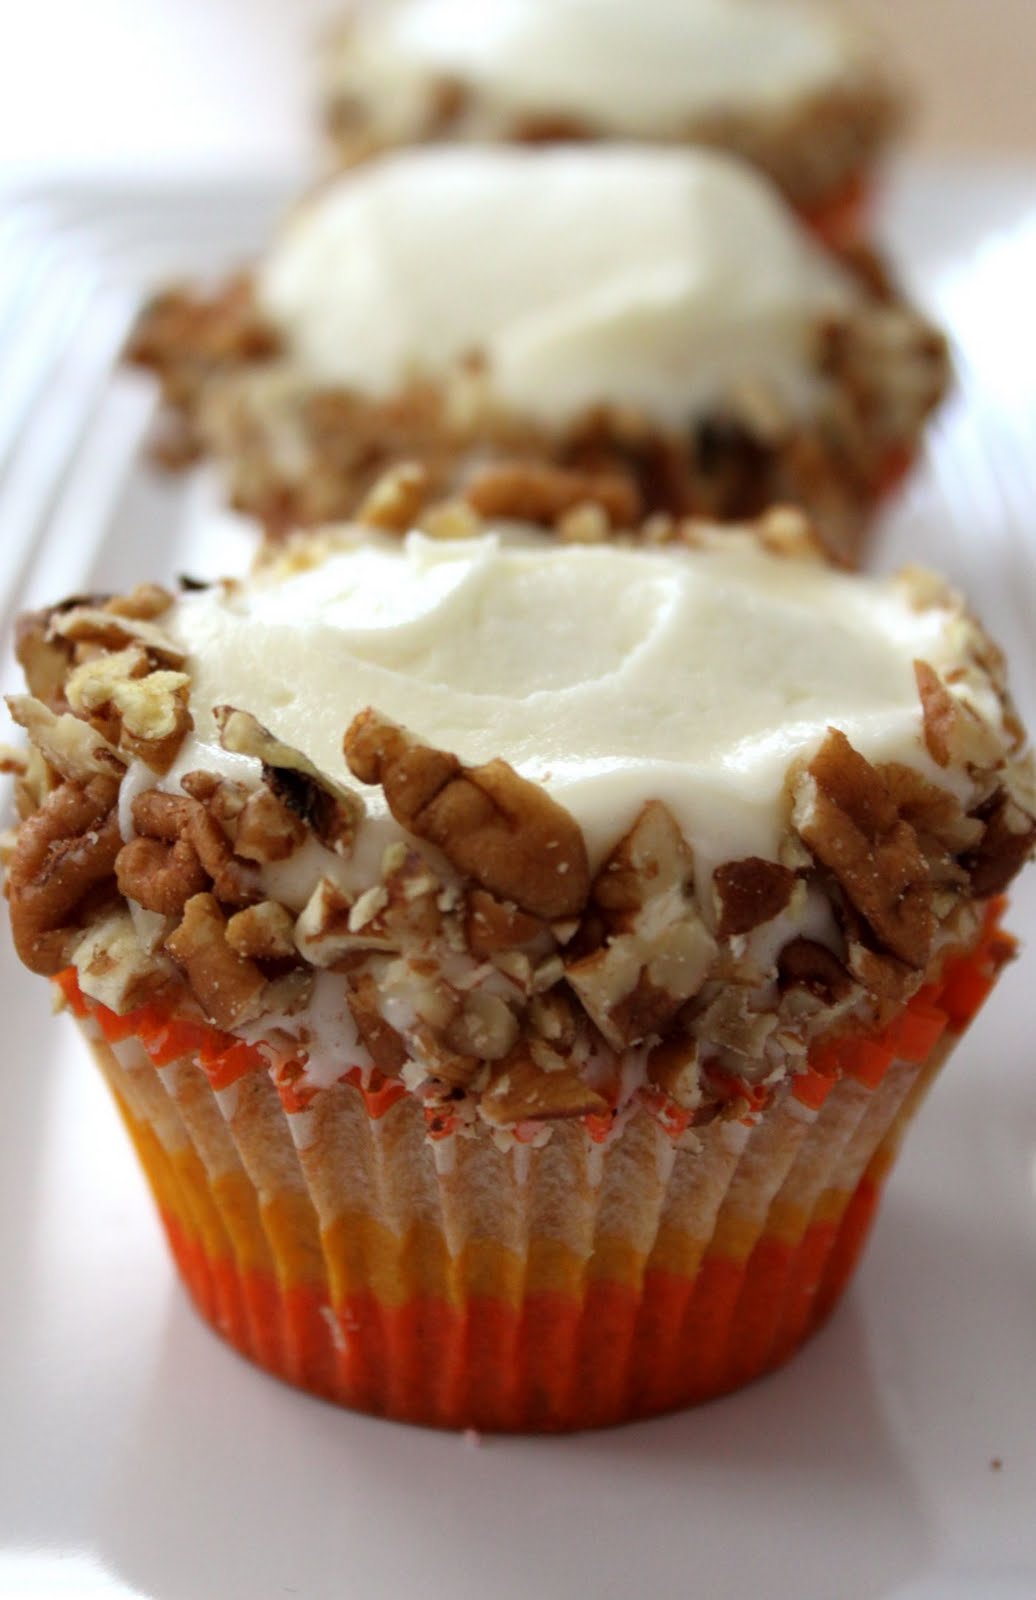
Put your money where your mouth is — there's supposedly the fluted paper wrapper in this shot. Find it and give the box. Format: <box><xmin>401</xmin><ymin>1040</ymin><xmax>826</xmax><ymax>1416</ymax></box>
<box><xmin>68</xmin><ymin>916</ymin><xmax>1008</xmax><ymax>1432</ymax></box>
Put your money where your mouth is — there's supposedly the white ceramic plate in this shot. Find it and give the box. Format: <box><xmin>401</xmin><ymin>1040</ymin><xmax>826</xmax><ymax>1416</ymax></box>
<box><xmin>1</xmin><ymin>165</ymin><xmax>1035</xmax><ymax>1600</ymax></box>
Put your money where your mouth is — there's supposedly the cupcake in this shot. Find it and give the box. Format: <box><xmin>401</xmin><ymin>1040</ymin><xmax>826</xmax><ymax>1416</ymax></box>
<box><xmin>127</xmin><ymin>146</ymin><xmax>948</xmax><ymax>565</ymax></box>
<box><xmin>5</xmin><ymin>508</ymin><xmax>1033</xmax><ymax>1431</ymax></box>
<box><xmin>322</xmin><ymin>0</ymin><xmax>904</xmax><ymax>251</ymax></box>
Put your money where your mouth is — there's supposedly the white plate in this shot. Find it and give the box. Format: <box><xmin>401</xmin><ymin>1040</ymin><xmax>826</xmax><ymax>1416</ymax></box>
<box><xmin>1</xmin><ymin>164</ymin><xmax>1036</xmax><ymax>1600</ymax></box>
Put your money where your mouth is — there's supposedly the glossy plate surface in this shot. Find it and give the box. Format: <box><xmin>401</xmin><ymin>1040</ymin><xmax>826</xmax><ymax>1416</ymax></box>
<box><xmin>1</xmin><ymin>164</ymin><xmax>1035</xmax><ymax>1600</ymax></box>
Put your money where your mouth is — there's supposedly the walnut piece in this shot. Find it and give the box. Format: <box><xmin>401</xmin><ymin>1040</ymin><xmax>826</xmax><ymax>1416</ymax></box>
<box><xmin>344</xmin><ymin>710</ymin><xmax>590</xmax><ymax>919</ymax></box>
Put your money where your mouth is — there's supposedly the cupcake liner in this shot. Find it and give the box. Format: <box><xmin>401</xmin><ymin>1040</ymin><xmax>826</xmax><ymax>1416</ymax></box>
<box><xmin>65</xmin><ymin>910</ymin><xmax>1012</xmax><ymax>1432</ymax></box>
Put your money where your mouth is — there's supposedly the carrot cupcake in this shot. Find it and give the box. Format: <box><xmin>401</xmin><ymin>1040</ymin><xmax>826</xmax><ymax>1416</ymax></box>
<box><xmin>4</xmin><ymin>506</ymin><xmax>1032</xmax><ymax>1431</ymax></box>
<box><xmin>128</xmin><ymin>146</ymin><xmax>948</xmax><ymax>566</ymax></box>
<box><xmin>322</xmin><ymin>0</ymin><xmax>904</xmax><ymax>251</ymax></box>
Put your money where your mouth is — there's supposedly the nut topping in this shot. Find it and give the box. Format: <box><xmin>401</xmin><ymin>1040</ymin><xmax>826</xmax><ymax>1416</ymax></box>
<box><xmin>6</xmin><ymin>776</ymin><xmax>121</xmax><ymax>974</ymax></box>
<box><xmin>216</xmin><ymin>706</ymin><xmax>363</xmax><ymax>854</ymax></box>
<box><xmin>165</xmin><ymin>892</ymin><xmax>267</xmax><ymax>1030</ymax></box>
<box><xmin>344</xmin><ymin>709</ymin><xmax>590</xmax><ymax>919</ymax></box>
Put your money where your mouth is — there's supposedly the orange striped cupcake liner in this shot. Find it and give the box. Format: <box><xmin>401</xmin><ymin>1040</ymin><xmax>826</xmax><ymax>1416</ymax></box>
<box><xmin>56</xmin><ymin>903</ymin><xmax>1014</xmax><ymax>1432</ymax></box>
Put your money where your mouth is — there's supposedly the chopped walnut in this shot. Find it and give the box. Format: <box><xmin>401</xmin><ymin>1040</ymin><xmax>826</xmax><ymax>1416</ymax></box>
<box><xmin>216</xmin><ymin>706</ymin><xmax>363</xmax><ymax>854</ymax></box>
<box><xmin>344</xmin><ymin>710</ymin><xmax>590</xmax><ymax>919</ymax></box>
<box><xmin>566</xmin><ymin>802</ymin><xmax>716</xmax><ymax>1048</ymax></box>
<box><xmin>165</xmin><ymin>892</ymin><xmax>267</xmax><ymax>1030</ymax></box>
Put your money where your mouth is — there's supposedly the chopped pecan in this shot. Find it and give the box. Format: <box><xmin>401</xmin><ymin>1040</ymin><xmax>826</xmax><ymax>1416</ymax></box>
<box><xmin>691</xmin><ymin>987</ymin><xmax>778</xmax><ymax>1060</ymax></box>
<box><xmin>6</xmin><ymin>776</ymin><xmax>121</xmax><ymax>974</ymax></box>
<box><xmin>914</xmin><ymin>659</ymin><xmax>1003</xmax><ymax>772</ymax></box>
<box><xmin>216</xmin><ymin>706</ymin><xmax>363</xmax><ymax>854</ymax></box>
<box><xmin>346</xmin><ymin>970</ymin><xmax>409</xmax><ymax>1076</ymax></box>
<box><xmin>121</xmin><ymin>789</ymin><xmax>256</xmax><ymax>911</ymax></box>
<box><xmin>48</xmin><ymin>605</ymin><xmax>185</xmax><ymax>667</ymax></box>
<box><xmin>566</xmin><ymin>802</ymin><xmax>716</xmax><ymax>1048</ymax></box>
<box><xmin>915</xmin><ymin>660</ymin><xmax>955</xmax><ymax>768</ymax></box>
<box><xmin>73</xmin><ymin>907</ymin><xmax>171</xmax><ymax>1014</ymax></box>
<box><xmin>116</xmin><ymin>832</ymin><xmax>208</xmax><ymax>918</ymax></box>
<box><xmin>465</xmin><ymin>888</ymin><xmax>547</xmax><ymax>959</ymax></box>
<box><xmin>14</xmin><ymin>609</ymin><xmax>74</xmax><ymax>707</ymax></box>
<box><xmin>647</xmin><ymin>1036</ymin><xmax>702</xmax><ymax>1110</ymax></box>
<box><xmin>6</xmin><ymin>695</ymin><xmax>125</xmax><ymax>785</ymax></box>
<box><xmin>355</xmin><ymin>461</ymin><xmax>430</xmax><ymax>531</ymax></box>
<box><xmin>777</xmin><ymin>938</ymin><xmax>854</xmax><ymax>1004</ymax></box>
<box><xmin>443</xmin><ymin>991</ymin><xmax>519</xmax><ymax>1061</ymax></box>
<box><xmin>225</xmin><ymin>900</ymin><xmax>297</xmax><ymax>961</ymax></box>
<box><xmin>104</xmin><ymin>583</ymin><xmax>174</xmax><ymax>622</ymax></box>
<box><xmin>480</xmin><ymin>1048</ymin><xmax>608</xmax><ymax>1126</ymax></box>
<box><xmin>714</xmin><ymin>858</ymin><xmax>798</xmax><ymax>938</ymax></box>
<box><xmin>793</xmin><ymin>729</ymin><xmax>935</xmax><ymax>970</ymax></box>
<box><xmin>165</xmin><ymin>892</ymin><xmax>267</xmax><ymax>1030</ymax></box>
<box><xmin>232</xmin><ymin>786</ymin><xmax>306</xmax><ymax>863</ymax></box>
<box><xmin>344</xmin><ymin>710</ymin><xmax>590</xmax><ymax>919</ymax></box>
<box><xmin>962</xmin><ymin>791</ymin><xmax>1036</xmax><ymax>897</ymax></box>
<box><xmin>463</xmin><ymin>461</ymin><xmax>640</xmax><ymax>528</ymax></box>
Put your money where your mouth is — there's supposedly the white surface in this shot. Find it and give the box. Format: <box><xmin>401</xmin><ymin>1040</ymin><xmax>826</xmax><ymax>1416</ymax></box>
<box><xmin>0</xmin><ymin>164</ymin><xmax>1036</xmax><ymax>1599</ymax></box>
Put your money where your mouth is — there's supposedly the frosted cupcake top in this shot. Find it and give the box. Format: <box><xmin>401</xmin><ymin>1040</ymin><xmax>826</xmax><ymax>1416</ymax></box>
<box><xmin>166</xmin><ymin>527</ymin><xmax>995</xmax><ymax>879</ymax></box>
<box><xmin>6</xmin><ymin>512</ymin><xmax>1034</xmax><ymax>1135</ymax></box>
<box><xmin>326</xmin><ymin>0</ymin><xmax>868</xmax><ymax>137</ymax></box>
<box><xmin>257</xmin><ymin>146</ymin><xmax>854</xmax><ymax>428</ymax></box>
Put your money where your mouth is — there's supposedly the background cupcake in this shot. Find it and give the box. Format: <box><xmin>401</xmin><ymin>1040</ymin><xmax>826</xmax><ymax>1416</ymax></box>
<box><xmin>127</xmin><ymin>145</ymin><xmax>948</xmax><ymax>565</ymax></box>
<box><xmin>322</xmin><ymin>0</ymin><xmax>905</xmax><ymax>253</ymax></box>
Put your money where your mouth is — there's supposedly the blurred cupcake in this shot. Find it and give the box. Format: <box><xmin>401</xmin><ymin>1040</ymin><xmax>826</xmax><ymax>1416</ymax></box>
<box><xmin>5</xmin><ymin>508</ymin><xmax>1033</xmax><ymax>1430</ymax></box>
<box><xmin>127</xmin><ymin>146</ymin><xmax>947</xmax><ymax>565</ymax></box>
<box><xmin>323</xmin><ymin>0</ymin><xmax>905</xmax><ymax>251</ymax></box>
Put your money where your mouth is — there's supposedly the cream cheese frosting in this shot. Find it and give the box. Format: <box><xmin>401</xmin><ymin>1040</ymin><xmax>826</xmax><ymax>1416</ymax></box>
<box><xmin>328</xmin><ymin>0</ymin><xmax>863</xmax><ymax>137</ymax></box>
<box><xmin>163</xmin><ymin>526</ymin><xmax>986</xmax><ymax>884</ymax></box>
<box><xmin>256</xmin><ymin>146</ymin><xmax>855</xmax><ymax>430</ymax></box>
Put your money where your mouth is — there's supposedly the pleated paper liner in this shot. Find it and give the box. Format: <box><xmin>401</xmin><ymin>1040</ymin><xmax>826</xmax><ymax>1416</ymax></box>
<box><xmin>55</xmin><ymin>902</ymin><xmax>1014</xmax><ymax>1432</ymax></box>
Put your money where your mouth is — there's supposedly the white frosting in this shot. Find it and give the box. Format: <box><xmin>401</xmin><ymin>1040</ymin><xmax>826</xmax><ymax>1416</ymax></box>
<box><xmin>165</xmin><ymin>528</ymin><xmax>976</xmax><ymax>883</ymax></box>
<box><xmin>330</xmin><ymin>0</ymin><xmax>860</xmax><ymax>136</ymax></box>
<box><xmin>257</xmin><ymin>146</ymin><xmax>854</xmax><ymax>428</ymax></box>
